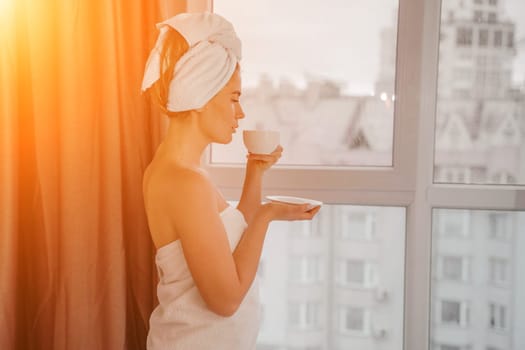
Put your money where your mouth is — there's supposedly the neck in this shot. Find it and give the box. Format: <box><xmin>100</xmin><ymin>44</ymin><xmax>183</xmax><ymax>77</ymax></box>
<box><xmin>156</xmin><ymin>113</ymin><xmax>209</xmax><ymax>168</ymax></box>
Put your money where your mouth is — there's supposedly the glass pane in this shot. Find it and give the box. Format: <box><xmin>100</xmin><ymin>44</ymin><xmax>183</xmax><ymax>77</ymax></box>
<box><xmin>212</xmin><ymin>0</ymin><xmax>399</xmax><ymax>167</ymax></box>
<box><xmin>434</xmin><ymin>0</ymin><xmax>525</xmax><ymax>185</ymax></box>
<box><xmin>431</xmin><ymin>209</ymin><xmax>525</xmax><ymax>350</ymax></box>
<box><xmin>256</xmin><ymin>205</ymin><xmax>405</xmax><ymax>349</ymax></box>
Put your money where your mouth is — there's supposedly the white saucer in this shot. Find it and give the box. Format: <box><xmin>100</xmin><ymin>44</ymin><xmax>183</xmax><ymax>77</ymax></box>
<box><xmin>265</xmin><ymin>195</ymin><xmax>323</xmax><ymax>210</ymax></box>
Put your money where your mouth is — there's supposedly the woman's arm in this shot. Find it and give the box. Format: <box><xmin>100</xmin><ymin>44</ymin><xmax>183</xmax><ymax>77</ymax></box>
<box><xmin>237</xmin><ymin>146</ymin><xmax>283</xmax><ymax>223</ymax></box>
<box><xmin>157</xmin><ymin>167</ymin><xmax>318</xmax><ymax>317</ymax></box>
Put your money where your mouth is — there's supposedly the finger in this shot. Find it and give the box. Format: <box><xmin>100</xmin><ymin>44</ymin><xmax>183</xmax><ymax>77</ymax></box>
<box><xmin>248</xmin><ymin>154</ymin><xmax>279</xmax><ymax>162</ymax></box>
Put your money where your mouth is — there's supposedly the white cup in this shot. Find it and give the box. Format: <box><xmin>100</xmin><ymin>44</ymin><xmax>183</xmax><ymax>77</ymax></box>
<box><xmin>242</xmin><ymin>130</ymin><xmax>280</xmax><ymax>154</ymax></box>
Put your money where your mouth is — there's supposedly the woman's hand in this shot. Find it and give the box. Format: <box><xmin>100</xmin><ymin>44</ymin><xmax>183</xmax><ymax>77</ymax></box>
<box><xmin>259</xmin><ymin>202</ymin><xmax>321</xmax><ymax>222</ymax></box>
<box><xmin>246</xmin><ymin>145</ymin><xmax>283</xmax><ymax>173</ymax></box>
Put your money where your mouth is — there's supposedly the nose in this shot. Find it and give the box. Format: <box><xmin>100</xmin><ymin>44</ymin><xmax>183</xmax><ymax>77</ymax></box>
<box><xmin>236</xmin><ymin>103</ymin><xmax>245</xmax><ymax>120</ymax></box>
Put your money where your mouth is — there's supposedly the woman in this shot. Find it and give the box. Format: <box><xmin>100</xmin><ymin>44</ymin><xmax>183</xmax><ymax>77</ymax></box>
<box><xmin>141</xmin><ymin>12</ymin><xmax>320</xmax><ymax>350</ymax></box>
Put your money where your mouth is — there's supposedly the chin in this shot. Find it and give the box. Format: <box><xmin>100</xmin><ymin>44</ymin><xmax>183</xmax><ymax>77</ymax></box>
<box><xmin>216</xmin><ymin>134</ymin><xmax>233</xmax><ymax>145</ymax></box>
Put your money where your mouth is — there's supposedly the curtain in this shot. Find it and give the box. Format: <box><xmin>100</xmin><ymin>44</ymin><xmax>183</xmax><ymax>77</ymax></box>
<box><xmin>0</xmin><ymin>0</ymin><xmax>179</xmax><ymax>348</ymax></box>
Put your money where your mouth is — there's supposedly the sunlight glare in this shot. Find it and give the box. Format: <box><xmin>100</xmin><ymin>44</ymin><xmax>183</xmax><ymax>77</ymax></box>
<box><xmin>0</xmin><ymin>0</ymin><xmax>14</xmax><ymax>21</ymax></box>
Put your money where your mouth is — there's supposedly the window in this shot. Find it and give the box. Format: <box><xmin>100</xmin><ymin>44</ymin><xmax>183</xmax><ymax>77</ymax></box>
<box><xmin>437</xmin><ymin>167</ymin><xmax>472</xmax><ymax>183</ymax></box>
<box><xmin>473</xmin><ymin>11</ymin><xmax>483</xmax><ymax>22</ymax></box>
<box><xmin>439</xmin><ymin>256</ymin><xmax>469</xmax><ymax>281</ymax></box>
<box><xmin>494</xmin><ymin>30</ymin><xmax>502</xmax><ymax>47</ymax></box>
<box><xmin>478</xmin><ymin>29</ymin><xmax>489</xmax><ymax>46</ymax></box>
<box><xmin>489</xmin><ymin>257</ymin><xmax>508</xmax><ymax>285</ymax></box>
<box><xmin>489</xmin><ymin>303</ymin><xmax>507</xmax><ymax>330</ymax></box>
<box><xmin>441</xmin><ymin>301</ymin><xmax>460</xmax><ymax>324</ymax></box>
<box><xmin>507</xmin><ymin>32</ymin><xmax>514</xmax><ymax>48</ymax></box>
<box><xmin>293</xmin><ymin>219</ymin><xmax>323</xmax><ymax>238</ymax></box>
<box><xmin>337</xmin><ymin>259</ymin><xmax>378</xmax><ymax>288</ymax></box>
<box><xmin>439</xmin><ymin>300</ymin><xmax>469</xmax><ymax>326</ymax></box>
<box><xmin>211</xmin><ymin>1</ymin><xmax>525</xmax><ymax>350</ymax></box>
<box><xmin>339</xmin><ymin>306</ymin><xmax>369</xmax><ymax>334</ymax></box>
<box><xmin>488</xmin><ymin>0</ymin><xmax>498</xmax><ymax>5</ymax></box>
<box><xmin>457</xmin><ymin>27</ymin><xmax>473</xmax><ymax>46</ymax></box>
<box><xmin>434</xmin><ymin>209</ymin><xmax>470</xmax><ymax>237</ymax></box>
<box><xmin>290</xmin><ymin>256</ymin><xmax>322</xmax><ymax>284</ymax></box>
<box><xmin>340</xmin><ymin>208</ymin><xmax>376</xmax><ymax>240</ymax></box>
<box><xmin>487</xmin><ymin>12</ymin><xmax>497</xmax><ymax>22</ymax></box>
<box><xmin>488</xmin><ymin>212</ymin><xmax>511</xmax><ymax>240</ymax></box>
<box><xmin>256</xmin><ymin>205</ymin><xmax>405</xmax><ymax>348</ymax></box>
<box><xmin>211</xmin><ymin>0</ymin><xmax>398</xmax><ymax>167</ymax></box>
<box><xmin>289</xmin><ymin>302</ymin><xmax>321</xmax><ymax>329</ymax></box>
<box><xmin>491</xmin><ymin>172</ymin><xmax>517</xmax><ymax>184</ymax></box>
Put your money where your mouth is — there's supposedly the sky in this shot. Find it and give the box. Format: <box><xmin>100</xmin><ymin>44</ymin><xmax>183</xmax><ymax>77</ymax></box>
<box><xmin>215</xmin><ymin>0</ymin><xmax>525</xmax><ymax>91</ymax></box>
<box><xmin>215</xmin><ymin>0</ymin><xmax>397</xmax><ymax>94</ymax></box>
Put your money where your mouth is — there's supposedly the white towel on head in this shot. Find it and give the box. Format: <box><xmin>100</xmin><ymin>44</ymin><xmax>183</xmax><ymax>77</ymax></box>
<box><xmin>141</xmin><ymin>12</ymin><xmax>242</xmax><ymax>112</ymax></box>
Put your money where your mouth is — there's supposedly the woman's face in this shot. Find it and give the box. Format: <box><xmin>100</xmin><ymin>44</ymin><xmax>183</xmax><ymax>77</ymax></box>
<box><xmin>198</xmin><ymin>68</ymin><xmax>245</xmax><ymax>144</ymax></box>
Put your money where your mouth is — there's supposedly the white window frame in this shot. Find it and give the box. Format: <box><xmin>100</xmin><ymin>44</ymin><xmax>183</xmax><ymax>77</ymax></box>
<box><xmin>161</xmin><ymin>0</ymin><xmax>525</xmax><ymax>349</ymax></box>
<box><xmin>488</xmin><ymin>257</ymin><xmax>508</xmax><ymax>286</ymax></box>
<box><xmin>487</xmin><ymin>211</ymin><xmax>511</xmax><ymax>241</ymax></box>
<box><xmin>488</xmin><ymin>302</ymin><xmax>507</xmax><ymax>331</ymax></box>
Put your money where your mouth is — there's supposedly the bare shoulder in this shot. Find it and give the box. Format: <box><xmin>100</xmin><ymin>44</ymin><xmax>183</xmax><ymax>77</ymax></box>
<box><xmin>143</xmin><ymin>162</ymin><xmax>216</xmax><ymax>248</ymax></box>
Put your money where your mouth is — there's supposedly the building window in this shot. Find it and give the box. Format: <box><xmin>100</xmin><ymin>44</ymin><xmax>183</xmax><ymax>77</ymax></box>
<box><xmin>473</xmin><ymin>10</ymin><xmax>483</xmax><ymax>22</ymax></box>
<box><xmin>494</xmin><ymin>30</ymin><xmax>502</xmax><ymax>47</ymax></box>
<box><xmin>440</xmin><ymin>300</ymin><xmax>469</xmax><ymax>326</ymax></box>
<box><xmin>337</xmin><ymin>259</ymin><xmax>378</xmax><ymax>288</ymax></box>
<box><xmin>293</xmin><ymin>219</ymin><xmax>322</xmax><ymax>238</ymax></box>
<box><xmin>289</xmin><ymin>302</ymin><xmax>320</xmax><ymax>329</ymax></box>
<box><xmin>440</xmin><ymin>346</ymin><xmax>460</xmax><ymax>350</ymax></box>
<box><xmin>478</xmin><ymin>29</ymin><xmax>489</xmax><ymax>46</ymax></box>
<box><xmin>457</xmin><ymin>27</ymin><xmax>473</xmax><ymax>46</ymax></box>
<box><xmin>489</xmin><ymin>303</ymin><xmax>507</xmax><ymax>330</ymax></box>
<box><xmin>439</xmin><ymin>256</ymin><xmax>469</xmax><ymax>281</ymax></box>
<box><xmin>341</xmin><ymin>210</ymin><xmax>376</xmax><ymax>240</ymax></box>
<box><xmin>438</xmin><ymin>167</ymin><xmax>472</xmax><ymax>183</ymax></box>
<box><xmin>474</xmin><ymin>0</ymin><xmax>483</xmax><ymax>4</ymax></box>
<box><xmin>435</xmin><ymin>209</ymin><xmax>470</xmax><ymax>237</ymax></box>
<box><xmin>491</xmin><ymin>172</ymin><xmax>517</xmax><ymax>184</ymax></box>
<box><xmin>507</xmin><ymin>32</ymin><xmax>514</xmax><ymax>48</ymax></box>
<box><xmin>487</xmin><ymin>12</ymin><xmax>497</xmax><ymax>23</ymax></box>
<box><xmin>488</xmin><ymin>212</ymin><xmax>511</xmax><ymax>240</ymax></box>
<box><xmin>488</xmin><ymin>0</ymin><xmax>498</xmax><ymax>5</ymax></box>
<box><xmin>339</xmin><ymin>306</ymin><xmax>369</xmax><ymax>335</ymax></box>
<box><xmin>290</xmin><ymin>256</ymin><xmax>322</xmax><ymax>284</ymax></box>
<box><xmin>489</xmin><ymin>258</ymin><xmax>508</xmax><ymax>285</ymax></box>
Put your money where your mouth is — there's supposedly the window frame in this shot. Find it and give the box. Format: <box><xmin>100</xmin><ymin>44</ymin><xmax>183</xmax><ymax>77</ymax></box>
<box><xmin>173</xmin><ymin>0</ymin><xmax>525</xmax><ymax>349</ymax></box>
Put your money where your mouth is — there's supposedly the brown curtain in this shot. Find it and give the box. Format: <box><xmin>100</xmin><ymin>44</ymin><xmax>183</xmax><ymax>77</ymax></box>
<box><xmin>0</xmin><ymin>0</ymin><xmax>185</xmax><ymax>349</ymax></box>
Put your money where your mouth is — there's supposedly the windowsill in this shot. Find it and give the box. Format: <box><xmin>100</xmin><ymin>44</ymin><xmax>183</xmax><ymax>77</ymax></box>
<box><xmin>488</xmin><ymin>327</ymin><xmax>508</xmax><ymax>335</ymax></box>
<box><xmin>434</xmin><ymin>322</ymin><xmax>470</xmax><ymax>330</ymax></box>
<box><xmin>337</xmin><ymin>330</ymin><xmax>370</xmax><ymax>338</ymax></box>
<box><xmin>335</xmin><ymin>283</ymin><xmax>376</xmax><ymax>291</ymax></box>
<box><xmin>433</xmin><ymin>277</ymin><xmax>471</xmax><ymax>285</ymax></box>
